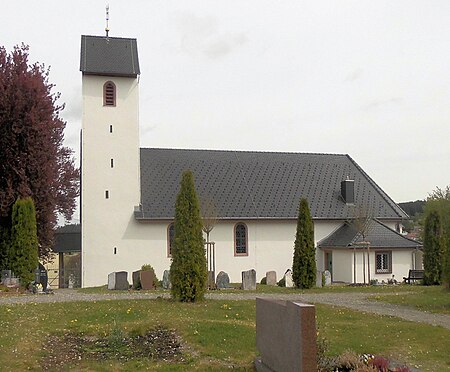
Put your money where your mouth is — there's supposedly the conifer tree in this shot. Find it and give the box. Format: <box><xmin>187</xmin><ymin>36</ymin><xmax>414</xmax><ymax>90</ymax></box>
<box><xmin>170</xmin><ymin>171</ymin><xmax>207</xmax><ymax>302</ymax></box>
<box><xmin>423</xmin><ymin>211</ymin><xmax>443</xmax><ymax>285</ymax></box>
<box><xmin>9</xmin><ymin>197</ymin><xmax>39</xmax><ymax>286</ymax></box>
<box><xmin>292</xmin><ymin>198</ymin><xmax>316</xmax><ymax>288</ymax></box>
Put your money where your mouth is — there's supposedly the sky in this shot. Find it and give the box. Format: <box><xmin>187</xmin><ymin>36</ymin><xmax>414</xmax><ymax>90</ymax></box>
<box><xmin>2</xmin><ymin>1</ymin><xmax>450</xmax><ymax>223</ymax></box>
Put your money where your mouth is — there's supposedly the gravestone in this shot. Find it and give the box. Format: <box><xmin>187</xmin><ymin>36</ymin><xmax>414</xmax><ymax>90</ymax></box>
<box><xmin>266</xmin><ymin>271</ymin><xmax>277</xmax><ymax>286</ymax></box>
<box><xmin>207</xmin><ymin>271</ymin><xmax>216</xmax><ymax>289</ymax></box>
<box><xmin>162</xmin><ymin>270</ymin><xmax>171</xmax><ymax>290</ymax></box>
<box><xmin>323</xmin><ymin>270</ymin><xmax>332</xmax><ymax>286</ymax></box>
<box><xmin>107</xmin><ymin>271</ymin><xmax>129</xmax><ymax>290</ymax></box>
<box><xmin>316</xmin><ymin>270</ymin><xmax>323</xmax><ymax>288</ymax></box>
<box><xmin>284</xmin><ymin>269</ymin><xmax>294</xmax><ymax>288</ymax></box>
<box><xmin>132</xmin><ymin>270</ymin><xmax>141</xmax><ymax>289</ymax></box>
<box><xmin>255</xmin><ymin>299</ymin><xmax>317</xmax><ymax>372</ymax></box>
<box><xmin>140</xmin><ymin>270</ymin><xmax>156</xmax><ymax>290</ymax></box>
<box><xmin>216</xmin><ymin>271</ymin><xmax>230</xmax><ymax>289</ymax></box>
<box><xmin>68</xmin><ymin>274</ymin><xmax>75</xmax><ymax>289</ymax></box>
<box><xmin>1</xmin><ymin>270</ymin><xmax>11</xmax><ymax>284</ymax></box>
<box><xmin>242</xmin><ymin>269</ymin><xmax>256</xmax><ymax>290</ymax></box>
<box><xmin>35</xmin><ymin>263</ymin><xmax>48</xmax><ymax>290</ymax></box>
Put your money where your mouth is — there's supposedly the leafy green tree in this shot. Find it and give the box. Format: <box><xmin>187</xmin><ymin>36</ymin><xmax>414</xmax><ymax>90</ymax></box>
<box><xmin>9</xmin><ymin>197</ymin><xmax>39</xmax><ymax>286</ymax></box>
<box><xmin>170</xmin><ymin>171</ymin><xmax>207</xmax><ymax>302</ymax></box>
<box><xmin>0</xmin><ymin>45</ymin><xmax>79</xmax><ymax>263</ymax></box>
<box><xmin>292</xmin><ymin>198</ymin><xmax>316</xmax><ymax>288</ymax></box>
<box><xmin>424</xmin><ymin>186</ymin><xmax>450</xmax><ymax>288</ymax></box>
<box><xmin>423</xmin><ymin>211</ymin><xmax>443</xmax><ymax>285</ymax></box>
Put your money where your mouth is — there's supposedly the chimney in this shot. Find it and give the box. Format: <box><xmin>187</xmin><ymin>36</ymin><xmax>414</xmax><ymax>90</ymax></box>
<box><xmin>341</xmin><ymin>179</ymin><xmax>355</xmax><ymax>204</ymax></box>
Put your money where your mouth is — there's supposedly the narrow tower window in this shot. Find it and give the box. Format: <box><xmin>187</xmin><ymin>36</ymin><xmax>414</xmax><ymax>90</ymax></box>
<box><xmin>109</xmin><ymin>125</ymin><xmax>113</xmax><ymax>133</ymax></box>
<box><xmin>110</xmin><ymin>159</ymin><xmax>114</xmax><ymax>168</ymax></box>
<box><xmin>103</xmin><ymin>81</ymin><xmax>116</xmax><ymax>106</ymax></box>
<box><xmin>105</xmin><ymin>190</ymin><xmax>109</xmax><ymax>199</ymax></box>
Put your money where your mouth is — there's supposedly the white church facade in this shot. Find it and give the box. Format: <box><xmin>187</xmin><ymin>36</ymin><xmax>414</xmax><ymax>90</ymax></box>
<box><xmin>80</xmin><ymin>34</ymin><xmax>422</xmax><ymax>288</ymax></box>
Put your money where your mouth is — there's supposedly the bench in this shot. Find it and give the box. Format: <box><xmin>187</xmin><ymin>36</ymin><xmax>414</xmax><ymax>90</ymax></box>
<box><xmin>403</xmin><ymin>269</ymin><xmax>424</xmax><ymax>284</ymax></box>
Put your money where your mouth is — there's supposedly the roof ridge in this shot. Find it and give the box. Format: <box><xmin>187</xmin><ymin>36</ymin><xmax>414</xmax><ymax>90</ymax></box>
<box><xmin>374</xmin><ymin>219</ymin><xmax>422</xmax><ymax>245</ymax></box>
<box><xmin>81</xmin><ymin>34</ymin><xmax>137</xmax><ymax>41</ymax></box>
<box><xmin>139</xmin><ymin>147</ymin><xmax>348</xmax><ymax>157</ymax></box>
<box><xmin>345</xmin><ymin>155</ymin><xmax>407</xmax><ymax>219</ymax></box>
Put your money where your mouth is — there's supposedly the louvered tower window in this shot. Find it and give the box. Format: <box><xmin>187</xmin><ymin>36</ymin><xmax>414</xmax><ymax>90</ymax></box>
<box><xmin>103</xmin><ymin>81</ymin><xmax>116</xmax><ymax>106</ymax></box>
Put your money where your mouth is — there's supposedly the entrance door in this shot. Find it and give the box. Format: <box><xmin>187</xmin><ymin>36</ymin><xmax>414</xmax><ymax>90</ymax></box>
<box><xmin>325</xmin><ymin>251</ymin><xmax>333</xmax><ymax>276</ymax></box>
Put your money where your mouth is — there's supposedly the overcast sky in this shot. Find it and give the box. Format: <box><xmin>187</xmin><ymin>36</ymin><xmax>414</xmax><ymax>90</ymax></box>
<box><xmin>2</xmin><ymin>1</ymin><xmax>449</xmax><ymax>222</ymax></box>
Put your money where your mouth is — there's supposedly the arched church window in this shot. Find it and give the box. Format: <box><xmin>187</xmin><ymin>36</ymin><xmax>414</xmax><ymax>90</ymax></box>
<box><xmin>167</xmin><ymin>223</ymin><xmax>175</xmax><ymax>257</ymax></box>
<box><xmin>103</xmin><ymin>81</ymin><xmax>116</xmax><ymax>106</ymax></box>
<box><xmin>234</xmin><ymin>223</ymin><xmax>248</xmax><ymax>256</ymax></box>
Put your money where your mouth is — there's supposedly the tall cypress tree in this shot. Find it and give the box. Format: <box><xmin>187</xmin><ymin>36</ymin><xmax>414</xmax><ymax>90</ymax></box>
<box><xmin>423</xmin><ymin>211</ymin><xmax>443</xmax><ymax>285</ymax></box>
<box><xmin>292</xmin><ymin>198</ymin><xmax>316</xmax><ymax>288</ymax></box>
<box><xmin>9</xmin><ymin>197</ymin><xmax>39</xmax><ymax>286</ymax></box>
<box><xmin>170</xmin><ymin>171</ymin><xmax>207</xmax><ymax>302</ymax></box>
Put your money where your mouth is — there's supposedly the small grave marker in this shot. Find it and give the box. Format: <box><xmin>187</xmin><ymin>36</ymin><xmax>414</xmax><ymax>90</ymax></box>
<box><xmin>242</xmin><ymin>269</ymin><xmax>256</xmax><ymax>290</ymax></box>
<box><xmin>216</xmin><ymin>271</ymin><xmax>230</xmax><ymax>289</ymax></box>
<box><xmin>162</xmin><ymin>270</ymin><xmax>171</xmax><ymax>289</ymax></box>
<box><xmin>266</xmin><ymin>271</ymin><xmax>277</xmax><ymax>286</ymax></box>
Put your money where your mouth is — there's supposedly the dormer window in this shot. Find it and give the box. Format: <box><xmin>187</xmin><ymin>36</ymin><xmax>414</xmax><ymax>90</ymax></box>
<box><xmin>103</xmin><ymin>81</ymin><xmax>116</xmax><ymax>106</ymax></box>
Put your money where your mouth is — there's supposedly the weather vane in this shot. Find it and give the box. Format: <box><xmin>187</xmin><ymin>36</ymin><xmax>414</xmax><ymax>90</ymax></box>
<box><xmin>105</xmin><ymin>4</ymin><xmax>110</xmax><ymax>37</ymax></box>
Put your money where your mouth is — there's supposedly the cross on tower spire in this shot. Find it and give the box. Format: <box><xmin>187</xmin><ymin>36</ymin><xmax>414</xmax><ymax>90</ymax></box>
<box><xmin>105</xmin><ymin>4</ymin><xmax>110</xmax><ymax>37</ymax></box>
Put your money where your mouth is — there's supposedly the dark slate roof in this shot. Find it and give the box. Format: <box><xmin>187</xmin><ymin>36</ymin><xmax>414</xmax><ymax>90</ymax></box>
<box><xmin>53</xmin><ymin>224</ymin><xmax>81</xmax><ymax>253</ymax></box>
<box><xmin>136</xmin><ymin>148</ymin><xmax>408</xmax><ymax>220</ymax></box>
<box><xmin>80</xmin><ymin>35</ymin><xmax>140</xmax><ymax>77</ymax></box>
<box><xmin>318</xmin><ymin>219</ymin><xmax>422</xmax><ymax>249</ymax></box>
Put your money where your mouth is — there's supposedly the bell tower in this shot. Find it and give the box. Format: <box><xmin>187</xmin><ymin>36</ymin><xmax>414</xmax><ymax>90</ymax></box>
<box><xmin>80</xmin><ymin>34</ymin><xmax>140</xmax><ymax>287</ymax></box>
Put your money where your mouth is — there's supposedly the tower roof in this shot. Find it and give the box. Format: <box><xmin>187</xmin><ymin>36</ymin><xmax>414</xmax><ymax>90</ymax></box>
<box><xmin>80</xmin><ymin>35</ymin><xmax>140</xmax><ymax>77</ymax></box>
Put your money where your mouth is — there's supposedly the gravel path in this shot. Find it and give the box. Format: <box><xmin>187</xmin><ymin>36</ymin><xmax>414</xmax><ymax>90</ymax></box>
<box><xmin>1</xmin><ymin>289</ymin><xmax>449</xmax><ymax>330</ymax></box>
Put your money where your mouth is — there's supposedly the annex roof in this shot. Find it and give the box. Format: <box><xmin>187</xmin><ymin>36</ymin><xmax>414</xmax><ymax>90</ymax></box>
<box><xmin>318</xmin><ymin>219</ymin><xmax>422</xmax><ymax>249</ymax></box>
<box><xmin>53</xmin><ymin>224</ymin><xmax>81</xmax><ymax>253</ymax></box>
<box><xmin>80</xmin><ymin>35</ymin><xmax>140</xmax><ymax>77</ymax></box>
<box><xmin>136</xmin><ymin>148</ymin><xmax>408</xmax><ymax>220</ymax></box>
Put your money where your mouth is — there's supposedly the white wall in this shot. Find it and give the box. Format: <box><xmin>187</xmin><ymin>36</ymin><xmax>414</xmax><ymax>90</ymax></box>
<box><xmin>81</xmin><ymin>75</ymin><xmax>141</xmax><ymax>288</ymax></box>
<box><xmin>332</xmin><ymin>248</ymin><xmax>417</xmax><ymax>284</ymax></box>
<box><xmin>81</xmin><ymin>215</ymin><xmax>343</xmax><ymax>286</ymax></box>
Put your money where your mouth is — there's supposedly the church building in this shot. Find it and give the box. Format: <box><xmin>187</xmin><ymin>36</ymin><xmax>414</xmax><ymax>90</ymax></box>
<box><xmin>80</xmin><ymin>34</ymin><xmax>421</xmax><ymax>288</ymax></box>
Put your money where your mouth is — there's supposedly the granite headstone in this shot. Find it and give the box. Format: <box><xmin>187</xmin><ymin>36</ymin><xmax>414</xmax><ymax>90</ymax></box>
<box><xmin>324</xmin><ymin>270</ymin><xmax>332</xmax><ymax>286</ymax></box>
<box><xmin>216</xmin><ymin>271</ymin><xmax>230</xmax><ymax>289</ymax></box>
<box><xmin>242</xmin><ymin>269</ymin><xmax>256</xmax><ymax>290</ymax></box>
<box><xmin>107</xmin><ymin>271</ymin><xmax>129</xmax><ymax>290</ymax></box>
<box><xmin>162</xmin><ymin>270</ymin><xmax>171</xmax><ymax>290</ymax></box>
<box><xmin>284</xmin><ymin>269</ymin><xmax>294</xmax><ymax>288</ymax></box>
<box><xmin>266</xmin><ymin>271</ymin><xmax>277</xmax><ymax>286</ymax></box>
<box><xmin>140</xmin><ymin>270</ymin><xmax>156</xmax><ymax>290</ymax></box>
<box><xmin>132</xmin><ymin>270</ymin><xmax>141</xmax><ymax>289</ymax></box>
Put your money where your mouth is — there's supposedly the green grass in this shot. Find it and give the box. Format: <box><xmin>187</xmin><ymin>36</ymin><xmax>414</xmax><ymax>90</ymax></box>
<box><xmin>373</xmin><ymin>285</ymin><xmax>450</xmax><ymax>315</ymax></box>
<box><xmin>77</xmin><ymin>282</ymin><xmax>430</xmax><ymax>295</ymax></box>
<box><xmin>0</xmin><ymin>296</ymin><xmax>449</xmax><ymax>371</ymax></box>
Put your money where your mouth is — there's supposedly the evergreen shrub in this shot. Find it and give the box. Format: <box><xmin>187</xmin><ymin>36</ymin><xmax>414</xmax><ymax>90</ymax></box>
<box><xmin>170</xmin><ymin>171</ymin><xmax>207</xmax><ymax>302</ymax></box>
<box><xmin>9</xmin><ymin>197</ymin><xmax>39</xmax><ymax>286</ymax></box>
<box><xmin>292</xmin><ymin>198</ymin><xmax>316</xmax><ymax>288</ymax></box>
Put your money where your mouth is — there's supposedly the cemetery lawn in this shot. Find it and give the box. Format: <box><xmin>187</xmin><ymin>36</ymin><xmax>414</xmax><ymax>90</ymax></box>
<box><xmin>0</xmin><ymin>298</ymin><xmax>449</xmax><ymax>371</ymax></box>
<box><xmin>78</xmin><ymin>282</ymin><xmax>429</xmax><ymax>295</ymax></box>
<box><xmin>372</xmin><ymin>285</ymin><xmax>450</xmax><ymax>315</ymax></box>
